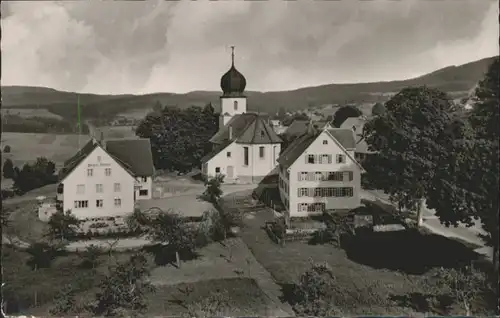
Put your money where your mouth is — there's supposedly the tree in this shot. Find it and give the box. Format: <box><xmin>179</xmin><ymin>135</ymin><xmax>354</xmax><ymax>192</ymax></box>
<box><xmin>2</xmin><ymin>159</ymin><xmax>14</xmax><ymax>179</ymax></box>
<box><xmin>47</xmin><ymin>209</ymin><xmax>80</xmax><ymax>241</ymax></box>
<box><xmin>25</xmin><ymin>242</ymin><xmax>63</xmax><ymax>270</ymax></box>
<box><xmin>290</xmin><ymin>262</ymin><xmax>339</xmax><ymax>316</ymax></box>
<box><xmin>3</xmin><ymin>145</ymin><xmax>11</xmax><ymax>153</ymax></box>
<box><xmin>427</xmin><ymin>58</ymin><xmax>499</xmax><ymax>275</ymax></box>
<box><xmin>12</xmin><ymin>157</ymin><xmax>57</xmax><ymax>194</ymax></box>
<box><xmin>332</xmin><ymin>105</ymin><xmax>362</xmax><ymax>127</ymax></box>
<box><xmin>78</xmin><ymin>244</ymin><xmax>104</xmax><ymax>269</ymax></box>
<box><xmin>92</xmin><ymin>252</ymin><xmax>155</xmax><ymax>317</ymax></box>
<box><xmin>371</xmin><ymin>102</ymin><xmax>386</xmax><ymax>116</ymax></box>
<box><xmin>147</xmin><ymin>211</ymin><xmax>197</xmax><ymax>268</ymax></box>
<box><xmin>136</xmin><ymin>105</ymin><xmax>217</xmax><ymax>173</ymax></box>
<box><xmin>363</xmin><ymin>86</ymin><xmax>454</xmax><ymax>223</ymax></box>
<box><xmin>202</xmin><ymin>174</ymin><xmax>224</xmax><ymax>204</ymax></box>
<box><xmin>433</xmin><ymin>266</ymin><xmax>487</xmax><ymax>316</ymax></box>
<box><xmin>49</xmin><ymin>284</ymin><xmax>78</xmax><ymax>315</ymax></box>
<box><xmin>152</xmin><ymin>100</ymin><xmax>163</xmax><ymax>113</ymax></box>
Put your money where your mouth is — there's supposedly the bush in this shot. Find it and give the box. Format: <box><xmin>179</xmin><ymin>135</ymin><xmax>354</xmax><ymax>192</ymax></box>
<box><xmin>271</xmin><ymin>217</ymin><xmax>287</xmax><ymax>240</ymax></box>
<box><xmin>310</xmin><ymin>213</ymin><xmax>355</xmax><ymax>246</ymax></box>
<box><xmin>3</xmin><ymin>145</ymin><xmax>11</xmax><ymax>153</ymax></box>
<box><xmin>3</xmin><ymin>159</ymin><xmax>15</xmax><ymax>179</ymax></box>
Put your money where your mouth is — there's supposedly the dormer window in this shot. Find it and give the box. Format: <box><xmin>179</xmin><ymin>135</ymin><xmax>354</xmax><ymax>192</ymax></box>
<box><xmin>234</xmin><ymin>101</ymin><xmax>238</xmax><ymax>110</ymax></box>
<box><xmin>261</xmin><ymin>131</ymin><xmax>265</xmax><ymax>138</ymax></box>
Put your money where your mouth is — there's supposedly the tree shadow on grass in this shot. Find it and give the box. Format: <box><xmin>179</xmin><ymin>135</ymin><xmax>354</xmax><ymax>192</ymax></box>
<box><xmin>142</xmin><ymin>244</ymin><xmax>200</xmax><ymax>268</ymax></box>
<box><xmin>340</xmin><ymin>228</ymin><xmax>482</xmax><ymax>275</ymax></box>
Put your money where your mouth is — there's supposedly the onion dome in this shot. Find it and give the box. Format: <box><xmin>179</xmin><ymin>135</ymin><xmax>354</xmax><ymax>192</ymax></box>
<box><xmin>220</xmin><ymin>46</ymin><xmax>246</xmax><ymax>96</ymax></box>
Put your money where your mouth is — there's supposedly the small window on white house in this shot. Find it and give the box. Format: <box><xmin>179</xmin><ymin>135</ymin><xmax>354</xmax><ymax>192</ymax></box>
<box><xmin>227</xmin><ymin>152</ymin><xmax>231</xmax><ymax>158</ymax></box>
<box><xmin>96</xmin><ymin>184</ymin><xmax>103</xmax><ymax>193</ymax></box>
<box><xmin>114</xmin><ymin>183</ymin><xmax>121</xmax><ymax>192</ymax></box>
<box><xmin>234</xmin><ymin>101</ymin><xmax>238</xmax><ymax>110</ymax></box>
<box><xmin>96</xmin><ymin>199</ymin><xmax>103</xmax><ymax>208</ymax></box>
<box><xmin>336</xmin><ymin>154</ymin><xmax>346</xmax><ymax>164</ymax></box>
<box><xmin>76</xmin><ymin>184</ymin><xmax>85</xmax><ymax>194</ymax></box>
<box><xmin>105</xmin><ymin>168</ymin><xmax>111</xmax><ymax>176</ymax></box>
<box><xmin>215</xmin><ymin>167</ymin><xmax>221</xmax><ymax>173</ymax></box>
<box><xmin>323</xmin><ymin>140</ymin><xmax>328</xmax><ymax>145</ymax></box>
<box><xmin>307</xmin><ymin>155</ymin><xmax>315</xmax><ymax>164</ymax></box>
<box><xmin>139</xmin><ymin>189</ymin><xmax>148</xmax><ymax>196</ymax></box>
<box><xmin>97</xmin><ymin>156</ymin><xmax>102</xmax><ymax>162</ymax></box>
<box><xmin>261</xmin><ymin>131</ymin><xmax>265</xmax><ymax>138</ymax></box>
<box><xmin>114</xmin><ymin>198</ymin><xmax>121</xmax><ymax>208</ymax></box>
<box><xmin>87</xmin><ymin>169</ymin><xmax>93</xmax><ymax>177</ymax></box>
<box><xmin>142</xmin><ymin>177</ymin><xmax>148</xmax><ymax>182</ymax></box>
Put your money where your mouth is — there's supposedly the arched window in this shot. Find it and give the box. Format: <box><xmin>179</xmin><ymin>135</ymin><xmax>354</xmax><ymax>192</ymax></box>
<box><xmin>234</xmin><ymin>101</ymin><xmax>238</xmax><ymax>110</ymax></box>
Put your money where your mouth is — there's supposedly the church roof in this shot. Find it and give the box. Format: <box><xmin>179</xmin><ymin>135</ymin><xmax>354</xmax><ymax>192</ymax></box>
<box><xmin>220</xmin><ymin>47</ymin><xmax>246</xmax><ymax>96</ymax></box>
<box><xmin>210</xmin><ymin>113</ymin><xmax>282</xmax><ymax>145</ymax></box>
<box><xmin>277</xmin><ymin>126</ymin><xmax>360</xmax><ymax>169</ymax></box>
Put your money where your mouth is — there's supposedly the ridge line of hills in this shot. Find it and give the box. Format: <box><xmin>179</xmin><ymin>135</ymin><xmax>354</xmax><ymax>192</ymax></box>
<box><xmin>1</xmin><ymin>56</ymin><xmax>497</xmax><ymax>121</ymax></box>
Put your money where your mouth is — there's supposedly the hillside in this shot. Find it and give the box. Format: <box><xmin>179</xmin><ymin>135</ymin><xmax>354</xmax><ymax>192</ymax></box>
<box><xmin>1</xmin><ymin>56</ymin><xmax>496</xmax><ymax>121</ymax></box>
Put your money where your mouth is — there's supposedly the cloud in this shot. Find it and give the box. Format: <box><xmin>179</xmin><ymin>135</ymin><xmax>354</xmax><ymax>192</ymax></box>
<box><xmin>1</xmin><ymin>0</ymin><xmax>498</xmax><ymax>94</ymax></box>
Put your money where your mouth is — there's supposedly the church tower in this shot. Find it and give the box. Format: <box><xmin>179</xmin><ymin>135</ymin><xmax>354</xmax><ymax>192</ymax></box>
<box><xmin>218</xmin><ymin>46</ymin><xmax>247</xmax><ymax>129</ymax></box>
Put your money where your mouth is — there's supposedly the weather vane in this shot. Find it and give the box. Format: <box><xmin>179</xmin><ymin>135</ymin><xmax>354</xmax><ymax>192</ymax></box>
<box><xmin>230</xmin><ymin>45</ymin><xmax>235</xmax><ymax>66</ymax></box>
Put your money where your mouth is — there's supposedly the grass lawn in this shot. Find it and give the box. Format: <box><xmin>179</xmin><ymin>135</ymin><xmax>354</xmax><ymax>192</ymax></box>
<box><xmin>222</xmin><ymin>191</ymin><xmax>495</xmax><ymax>316</ymax></box>
<box><xmin>2</xmin><ymin>245</ymin><xmax>135</xmax><ymax>316</ymax></box>
<box><xmin>3</xmin><ymin>200</ymin><xmax>50</xmax><ymax>243</ymax></box>
<box><xmin>148</xmin><ymin>278</ymin><xmax>277</xmax><ymax>316</ymax></box>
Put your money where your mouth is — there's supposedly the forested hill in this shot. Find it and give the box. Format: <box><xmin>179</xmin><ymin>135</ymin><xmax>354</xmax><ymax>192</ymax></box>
<box><xmin>1</xmin><ymin>56</ymin><xmax>496</xmax><ymax>121</ymax></box>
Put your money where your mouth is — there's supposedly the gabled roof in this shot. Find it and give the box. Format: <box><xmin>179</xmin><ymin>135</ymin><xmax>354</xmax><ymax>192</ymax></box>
<box><xmin>277</xmin><ymin>126</ymin><xmax>363</xmax><ymax>171</ymax></box>
<box><xmin>59</xmin><ymin>138</ymin><xmax>155</xmax><ymax>182</ymax></box>
<box><xmin>284</xmin><ymin>120</ymin><xmax>329</xmax><ymax>138</ymax></box>
<box><xmin>339</xmin><ymin>117</ymin><xmax>375</xmax><ymax>154</ymax></box>
<box><xmin>59</xmin><ymin>139</ymin><xmax>99</xmax><ymax>180</ymax></box>
<box><xmin>201</xmin><ymin>140</ymin><xmax>232</xmax><ymax>163</ymax></box>
<box><xmin>105</xmin><ymin>139</ymin><xmax>155</xmax><ymax>176</ymax></box>
<box><xmin>209</xmin><ymin>113</ymin><xmax>282</xmax><ymax>145</ymax></box>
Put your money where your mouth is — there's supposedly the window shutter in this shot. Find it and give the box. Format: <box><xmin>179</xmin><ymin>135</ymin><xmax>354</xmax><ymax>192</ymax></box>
<box><xmin>298</xmin><ymin>172</ymin><xmax>301</xmax><ymax>181</ymax></box>
<box><xmin>349</xmin><ymin>171</ymin><xmax>353</xmax><ymax>181</ymax></box>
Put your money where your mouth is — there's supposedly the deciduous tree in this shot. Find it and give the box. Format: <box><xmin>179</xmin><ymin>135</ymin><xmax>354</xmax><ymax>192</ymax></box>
<box><xmin>202</xmin><ymin>174</ymin><xmax>224</xmax><ymax>204</ymax></box>
<box><xmin>47</xmin><ymin>209</ymin><xmax>80</xmax><ymax>241</ymax></box>
<box><xmin>147</xmin><ymin>211</ymin><xmax>197</xmax><ymax>268</ymax></box>
<box><xmin>2</xmin><ymin>159</ymin><xmax>14</xmax><ymax>179</ymax></box>
<box><xmin>363</xmin><ymin>86</ymin><xmax>454</xmax><ymax>222</ymax></box>
<box><xmin>371</xmin><ymin>102</ymin><xmax>386</xmax><ymax>116</ymax></box>
<box><xmin>135</xmin><ymin>105</ymin><xmax>217</xmax><ymax>173</ymax></box>
<box><xmin>332</xmin><ymin>105</ymin><xmax>362</xmax><ymax>127</ymax></box>
<box><xmin>92</xmin><ymin>252</ymin><xmax>155</xmax><ymax>317</ymax></box>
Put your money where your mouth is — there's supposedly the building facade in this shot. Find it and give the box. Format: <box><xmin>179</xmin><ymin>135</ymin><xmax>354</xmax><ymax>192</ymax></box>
<box><xmin>278</xmin><ymin>124</ymin><xmax>364</xmax><ymax>222</ymax></box>
<box><xmin>56</xmin><ymin>138</ymin><xmax>154</xmax><ymax>219</ymax></box>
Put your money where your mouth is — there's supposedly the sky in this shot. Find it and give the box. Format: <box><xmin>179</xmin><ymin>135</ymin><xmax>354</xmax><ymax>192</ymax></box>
<box><xmin>1</xmin><ymin>0</ymin><xmax>498</xmax><ymax>94</ymax></box>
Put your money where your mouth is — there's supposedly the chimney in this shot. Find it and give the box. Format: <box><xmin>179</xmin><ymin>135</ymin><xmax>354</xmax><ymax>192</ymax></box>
<box><xmin>229</xmin><ymin>126</ymin><xmax>233</xmax><ymax>140</ymax></box>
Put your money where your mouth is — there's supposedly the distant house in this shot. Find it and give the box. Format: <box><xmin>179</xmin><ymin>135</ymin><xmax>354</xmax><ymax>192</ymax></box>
<box><xmin>339</xmin><ymin>117</ymin><xmax>375</xmax><ymax>162</ymax></box>
<box><xmin>277</xmin><ymin>122</ymin><xmax>364</xmax><ymax>223</ymax></box>
<box><xmin>270</xmin><ymin>119</ymin><xmax>287</xmax><ymax>135</ymax></box>
<box><xmin>56</xmin><ymin>135</ymin><xmax>155</xmax><ymax>219</ymax></box>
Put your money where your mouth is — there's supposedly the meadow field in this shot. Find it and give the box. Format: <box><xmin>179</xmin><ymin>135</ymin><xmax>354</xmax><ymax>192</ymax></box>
<box><xmin>95</xmin><ymin>125</ymin><xmax>138</xmax><ymax>139</ymax></box>
<box><xmin>1</xmin><ymin>108</ymin><xmax>64</xmax><ymax>120</ymax></box>
<box><xmin>1</xmin><ymin>133</ymin><xmax>91</xmax><ymax>169</ymax></box>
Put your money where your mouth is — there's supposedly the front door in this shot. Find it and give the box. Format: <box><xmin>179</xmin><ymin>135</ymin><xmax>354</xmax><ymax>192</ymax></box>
<box><xmin>227</xmin><ymin>166</ymin><xmax>234</xmax><ymax>179</ymax></box>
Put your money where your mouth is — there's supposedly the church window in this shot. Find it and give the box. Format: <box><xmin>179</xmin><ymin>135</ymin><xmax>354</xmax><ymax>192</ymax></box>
<box><xmin>215</xmin><ymin>167</ymin><xmax>221</xmax><ymax>173</ymax></box>
<box><xmin>234</xmin><ymin>101</ymin><xmax>238</xmax><ymax>110</ymax></box>
<box><xmin>243</xmin><ymin>147</ymin><xmax>249</xmax><ymax>166</ymax></box>
<box><xmin>227</xmin><ymin>152</ymin><xmax>231</xmax><ymax>158</ymax></box>
<box><xmin>259</xmin><ymin>146</ymin><xmax>265</xmax><ymax>158</ymax></box>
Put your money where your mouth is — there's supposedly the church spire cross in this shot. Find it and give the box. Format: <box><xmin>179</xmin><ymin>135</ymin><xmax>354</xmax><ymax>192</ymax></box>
<box><xmin>230</xmin><ymin>45</ymin><xmax>235</xmax><ymax>66</ymax></box>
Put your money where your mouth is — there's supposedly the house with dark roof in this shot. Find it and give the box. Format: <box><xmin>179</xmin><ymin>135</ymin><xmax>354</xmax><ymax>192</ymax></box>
<box><xmin>201</xmin><ymin>47</ymin><xmax>282</xmax><ymax>183</ymax></box>
<box><xmin>55</xmin><ymin>135</ymin><xmax>155</xmax><ymax>219</ymax></box>
<box><xmin>339</xmin><ymin>117</ymin><xmax>376</xmax><ymax>162</ymax></box>
<box><xmin>277</xmin><ymin>122</ymin><xmax>365</xmax><ymax>223</ymax></box>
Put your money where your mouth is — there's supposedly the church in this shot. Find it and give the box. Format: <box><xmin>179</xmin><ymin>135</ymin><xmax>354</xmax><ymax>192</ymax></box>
<box><xmin>201</xmin><ymin>48</ymin><xmax>282</xmax><ymax>184</ymax></box>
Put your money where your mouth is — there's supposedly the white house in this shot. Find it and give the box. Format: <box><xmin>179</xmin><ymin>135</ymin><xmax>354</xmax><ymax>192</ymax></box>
<box><xmin>340</xmin><ymin>116</ymin><xmax>376</xmax><ymax>162</ymax></box>
<box><xmin>56</xmin><ymin>136</ymin><xmax>155</xmax><ymax>219</ymax></box>
<box><xmin>277</xmin><ymin>122</ymin><xmax>365</xmax><ymax>223</ymax></box>
<box><xmin>201</xmin><ymin>47</ymin><xmax>282</xmax><ymax>184</ymax></box>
